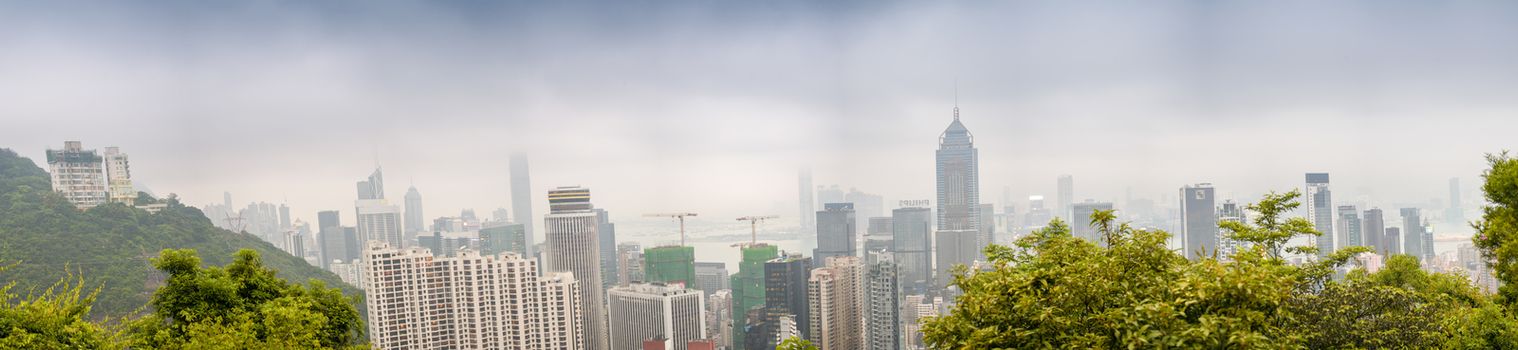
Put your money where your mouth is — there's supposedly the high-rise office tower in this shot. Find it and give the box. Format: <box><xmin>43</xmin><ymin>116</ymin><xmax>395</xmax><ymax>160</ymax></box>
<box><xmin>1337</xmin><ymin>205</ymin><xmax>1362</xmax><ymax>249</ymax></box>
<box><xmin>815</xmin><ymin>203</ymin><xmax>857</xmax><ymax>262</ymax></box>
<box><xmin>1070</xmin><ymin>201</ymin><xmax>1115</xmax><ymax>246</ymax></box>
<box><xmin>510</xmin><ymin>153</ymin><xmax>536</xmax><ymax>257</ymax></box>
<box><xmin>864</xmin><ymin>251</ymin><xmax>900</xmax><ymax>350</ymax></box>
<box><xmin>317</xmin><ymin>210</ymin><xmax>359</xmax><ymax>269</ymax></box>
<box><xmin>356</xmin><ymin>167</ymin><xmax>384</xmax><ymax>200</ymax></box>
<box><xmin>891</xmin><ymin>206</ymin><xmax>932</xmax><ymax>295</ymax></box>
<box><xmin>934</xmin><ymin>229</ymin><xmax>979</xmax><ymax>287</ymax></box>
<box><xmin>101</xmin><ymin>146</ymin><xmax>134</xmax><ymax>206</ymax></box>
<box><xmin>1401</xmin><ymin>208</ymin><xmax>1425</xmax><ymax>259</ymax></box>
<box><xmin>646</xmin><ymin>245</ymin><xmax>698</xmax><ymax>288</ymax></box>
<box><xmin>278</xmin><ymin>203</ymin><xmax>291</xmax><ymax>230</ymax></box>
<box><xmin>706</xmin><ymin>289</ymin><xmax>734</xmax><ymax>349</ymax></box>
<box><xmin>868</xmin><ymin>217</ymin><xmax>893</xmax><ymax>235</ymax></box>
<box><xmin>935</xmin><ymin>107</ymin><xmax>981</xmax><ymax>258</ymax></box>
<box><xmin>598</xmin><ymin>208</ymin><xmax>619</xmax><ymax>291</ymax></box>
<box><xmin>1422</xmin><ymin>219</ymin><xmax>1435</xmax><ymax>262</ymax></box>
<box><xmin>356</xmin><ymin>199</ymin><xmax>402</xmax><ymax>248</ymax></box>
<box><xmin>46</xmin><ymin>141</ymin><xmax>107</xmax><ymax>209</ymax></box>
<box><xmin>808</xmin><ymin>256</ymin><xmax>863</xmax><ymax>350</ymax></box>
<box><xmin>543</xmin><ymin>186</ymin><xmax>610</xmax><ymax>350</ymax></box>
<box><xmin>1306</xmin><ymin>173</ymin><xmax>1334</xmax><ymax>258</ymax></box>
<box><xmin>608</xmin><ymin>283</ymin><xmax>706</xmax><ymax>350</ymax></box>
<box><xmin>817</xmin><ymin>186</ymin><xmax>846</xmax><ymax>210</ymax></box>
<box><xmin>362</xmin><ymin>243</ymin><xmax>583</xmax><ymax>349</ymax></box>
<box><xmin>1056</xmin><ymin>175</ymin><xmax>1073</xmax><ymax>222</ymax></box>
<box><xmin>730</xmin><ymin>243</ymin><xmax>778</xmax><ymax>350</ymax></box>
<box><xmin>763</xmin><ymin>254</ymin><xmax>812</xmax><ymax>349</ymax></box>
<box><xmin>846</xmin><ymin>189</ymin><xmax>885</xmax><ymax>234</ymax></box>
<box><xmin>1447</xmin><ymin>177</ymin><xmax>1464</xmax><ymax>228</ymax></box>
<box><xmin>479</xmin><ymin>221</ymin><xmax>527</xmax><ymax>256</ymax></box>
<box><xmin>1217</xmin><ymin>200</ymin><xmax>1246</xmax><ymax>257</ymax></box>
<box><xmin>1385</xmin><ymin>227</ymin><xmax>1402</xmax><ymax>255</ymax></box>
<box><xmin>1023</xmin><ymin>195</ymin><xmax>1051</xmax><ymax>229</ymax></box>
<box><xmin>619</xmin><ymin>242</ymin><xmax>645</xmax><ymax>285</ymax></box>
<box><xmin>799</xmin><ymin>169</ymin><xmax>815</xmax><ymax>234</ymax></box>
<box><xmin>1363</xmin><ymin>208</ymin><xmax>1387</xmax><ymax>255</ymax></box>
<box><xmin>695</xmin><ymin>262</ymin><xmax>730</xmax><ymax>300</ymax></box>
<box><xmin>977</xmin><ymin>203</ymin><xmax>996</xmax><ymax>249</ymax></box>
<box><xmin>865</xmin><ymin>217</ymin><xmax>895</xmax><ymax>257</ymax></box>
<box><xmin>404</xmin><ymin>186</ymin><xmax>424</xmax><ymax>235</ymax></box>
<box><xmin>1179</xmin><ymin>183</ymin><xmax>1218</xmax><ymax>260</ymax></box>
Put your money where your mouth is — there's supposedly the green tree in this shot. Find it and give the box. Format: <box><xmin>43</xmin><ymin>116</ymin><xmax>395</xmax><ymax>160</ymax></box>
<box><xmin>124</xmin><ymin>249</ymin><xmax>365</xmax><ymax>349</ymax></box>
<box><xmin>776</xmin><ymin>336</ymin><xmax>818</xmax><ymax>350</ymax></box>
<box><xmin>0</xmin><ymin>264</ymin><xmax>120</xmax><ymax>349</ymax></box>
<box><xmin>1474</xmin><ymin>151</ymin><xmax>1518</xmax><ymax>307</ymax></box>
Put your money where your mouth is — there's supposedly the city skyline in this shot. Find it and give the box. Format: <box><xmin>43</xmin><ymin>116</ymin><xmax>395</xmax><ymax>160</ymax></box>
<box><xmin>4</xmin><ymin>1</ymin><xmax>1515</xmax><ymax>225</ymax></box>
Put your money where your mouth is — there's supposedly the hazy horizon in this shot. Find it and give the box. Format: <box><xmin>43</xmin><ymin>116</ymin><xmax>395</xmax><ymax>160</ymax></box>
<box><xmin>4</xmin><ymin>1</ymin><xmax>1515</xmax><ymax>231</ymax></box>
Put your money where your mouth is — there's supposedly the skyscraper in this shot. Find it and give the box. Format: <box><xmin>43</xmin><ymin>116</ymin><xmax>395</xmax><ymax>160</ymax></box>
<box><xmin>864</xmin><ymin>251</ymin><xmax>900</xmax><ymax>350</ymax></box>
<box><xmin>763</xmin><ymin>254</ymin><xmax>812</xmax><ymax>349</ymax></box>
<box><xmin>1363</xmin><ymin>208</ymin><xmax>1387</xmax><ymax>255</ymax></box>
<box><xmin>608</xmin><ymin>283</ymin><xmax>706</xmax><ymax>350</ymax></box>
<box><xmin>598</xmin><ymin>208</ymin><xmax>620</xmax><ymax>291</ymax></box>
<box><xmin>1218</xmin><ymin>200</ymin><xmax>1246</xmax><ymax>257</ymax></box>
<box><xmin>619</xmin><ymin>242</ymin><xmax>646</xmax><ymax>286</ymax></box>
<box><xmin>799</xmin><ymin>169</ymin><xmax>815</xmax><ymax>234</ymax></box>
<box><xmin>1056</xmin><ymin>175</ymin><xmax>1073</xmax><ymax>222</ymax></box>
<box><xmin>645</xmin><ymin>245</ymin><xmax>698</xmax><ymax>288</ymax></box>
<box><xmin>846</xmin><ymin>189</ymin><xmax>884</xmax><ymax>234</ymax></box>
<box><xmin>356</xmin><ymin>167</ymin><xmax>384</xmax><ymax>200</ymax></box>
<box><xmin>694</xmin><ymin>262</ymin><xmax>730</xmax><ymax>300</ymax></box>
<box><xmin>935</xmin><ymin>106</ymin><xmax>980</xmax><ymax>260</ymax></box>
<box><xmin>1306</xmin><ymin>173</ymin><xmax>1334</xmax><ymax>258</ymax></box>
<box><xmin>1179</xmin><ymin>183</ymin><xmax>1218</xmax><ymax>260</ymax></box>
<box><xmin>977</xmin><ymin>203</ymin><xmax>996</xmax><ymax>249</ymax></box>
<box><xmin>356</xmin><ymin>200</ymin><xmax>402</xmax><ymax>248</ymax></box>
<box><xmin>707</xmin><ymin>290</ymin><xmax>734</xmax><ymax>349</ymax></box>
<box><xmin>277</xmin><ymin>203</ymin><xmax>291</xmax><ymax>230</ymax></box>
<box><xmin>362</xmin><ymin>243</ymin><xmax>583</xmax><ymax>349</ymax></box>
<box><xmin>510</xmin><ymin>153</ymin><xmax>536</xmax><ymax>257</ymax></box>
<box><xmin>101</xmin><ymin>146</ymin><xmax>134</xmax><ymax>206</ymax></box>
<box><xmin>1447</xmin><ymin>177</ymin><xmax>1464</xmax><ymax>228</ymax></box>
<box><xmin>934</xmin><ymin>230</ymin><xmax>979</xmax><ymax>287</ymax></box>
<box><xmin>46</xmin><ymin>141</ymin><xmax>107</xmax><ymax>209</ymax></box>
<box><xmin>317</xmin><ymin>210</ymin><xmax>358</xmax><ymax>269</ymax></box>
<box><xmin>815</xmin><ymin>203</ymin><xmax>857</xmax><ymax>262</ymax></box>
<box><xmin>543</xmin><ymin>186</ymin><xmax>610</xmax><ymax>350</ymax></box>
<box><xmin>1385</xmin><ymin>227</ymin><xmax>1402</xmax><ymax>255</ymax></box>
<box><xmin>1070</xmin><ymin>201</ymin><xmax>1115</xmax><ymax>246</ymax></box>
<box><xmin>891</xmin><ymin>206</ymin><xmax>932</xmax><ymax>295</ymax></box>
<box><xmin>404</xmin><ymin>186</ymin><xmax>424</xmax><ymax>235</ymax></box>
<box><xmin>1401</xmin><ymin>208</ymin><xmax>1425</xmax><ymax>259</ymax></box>
<box><xmin>730</xmin><ymin>244</ymin><xmax>778</xmax><ymax>350</ymax></box>
<box><xmin>808</xmin><ymin>256</ymin><xmax>863</xmax><ymax>350</ymax></box>
<box><xmin>478</xmin><ymin>221</ymin><xmax>527</xmax><ymax>256</ymax></box>
<box><xmin>1337</xmin><ymin>205</ymin><xmax>1361</xmax><ymax>249</ymax></box>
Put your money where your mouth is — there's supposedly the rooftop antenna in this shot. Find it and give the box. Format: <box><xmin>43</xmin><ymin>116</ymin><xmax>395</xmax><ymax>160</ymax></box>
<box><xmin>954</xmin><ymin>78</ymin><xmax>960</xmax><ymax>120</ymax></box>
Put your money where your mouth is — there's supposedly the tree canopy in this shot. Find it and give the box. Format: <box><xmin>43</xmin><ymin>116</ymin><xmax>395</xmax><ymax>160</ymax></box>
<box><xmin>923</xmin><ymin>189</ymin><xmax>1518</xmax><ymax>349</ymax></box>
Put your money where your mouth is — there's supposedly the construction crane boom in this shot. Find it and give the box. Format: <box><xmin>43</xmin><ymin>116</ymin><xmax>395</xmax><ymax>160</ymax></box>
<box><xmin>645</xmin><ymin>212</ymin><xmax>698</xmax><ymax>246</ymax></box>
<box><xmin>736</xmin><ymin>215</ymin><xmax>779</xmax><ymax>244</ymax></box>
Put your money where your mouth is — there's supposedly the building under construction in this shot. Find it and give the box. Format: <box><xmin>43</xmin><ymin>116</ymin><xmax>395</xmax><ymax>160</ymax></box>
<box><xmin>729</xmin><ymin>243</ymin><xmax>778</xmax><ymax>350</ymax></box>
<box><xmin>644</xmin><ymin>245</ymin><xmax>696</xmax><ymax>287</ymax></box>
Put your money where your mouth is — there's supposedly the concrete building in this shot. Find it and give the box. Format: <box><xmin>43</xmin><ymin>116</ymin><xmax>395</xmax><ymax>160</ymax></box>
<box><xmin>1217</xmin><ymin>200</ymin><xmax>1246</xmax><ymax>257</ymax></box>
<box><xmin>101</xmin><ymin>146</ymin><xmax>134</xmax><ymax>206</ymax></box>
<box><xmin>864</xmin><ymin>251</ymin><xmax>900</xmax><ymax>350</ymax></box>
<box><xmin>900</xmin><ymin>295</ymin><xmax>943</xmax><ymax>350</ymax></box>
<box><xmin>1401</xmin><ymin>208</ymin><xmax>1426</xmax><ymax>260</ymax></box>
<box><xmin>706</xmin><ymin>290</ymin><xmax>733</xmax><ymax>349</ymax></box>
<box><xmin>362</xmin><ymin>243</ymin><xmax>583</xmax><ymax>349</ymax></box>
<box><xmin>356</xmin><ymin>199</ymin><xmax>403</xmax><ymax>248</ymax></box>
<box><xmin>799</xmin><ymin>169</ymin><xmax>816</xmax><ymax>235</ymax></box>
<box><xmin>1363</xmin><ymin>208</ymin><xmax>1387</xmax><ymax>256</ymax></box>
<box><xmin>935</xmin><ymin>107</ymin><xmax>981</xmax><ymax>272</ymax></box>
<box><xmin>1070</xmin><ymin>201</ymin><xmax>1115</xmax><ymax>246</ymax></box>
<box><xmin>891</xmin><ymin>206</ymin><xmax>932</xmax><ymax>295</ymax></box>
<box><xmin>1306</xmin><ymin>173</ymin><xmax>1335</xmax><ymax>258</ymax></box>
<box><xmin>977</xmin><ymin>203</ymin><xmax>996</xmax><ymax>249</ymax></box>
<box><xmin>544</xmin><ymin>186</ymin><xmax>611</xmax><ymax>350</ymax></box>
<box><xmin>815</xmin><ymin>203</ymin><xmax>858</xmax><ymax>262</ymax></box>
<box><xmin>1385</xmin><ymin>227</ymin><xmax>1402</xmax><ymax>255</ymax></box>
<box><xmin>808</xmin><ymin>256</ymin><xmax>863</xmax><ymax>350</ymax></box>
<box><xmin>45</xmin><ymin>141</ymin><xmax>107</xmax><ymax>209</ymax></box>
<box><xmin>317</xmin><ymin>210</ymin><xmax>354</xmax><ymax>269</ymax></box>
<box><xmin>694</xmin><ymin>262</ymin><xmax>730</xmax><ymax>299</ymax></box>
<box><xmin>479</xmin><ymin>221</ymin><xmax>527</xmax><ymax>256</ymax></box>
<box><xmin>1056</xmin><ymin>175</ymin><xmax>1073</xmax><ymax>222</ymax></box>
<box><xmin>418</xmin><ymin>231</ymin><xmax>475</xmax><ymax>257</ymax></box>
<box><xmin>404</xmin><ymin>186</ymin><xmax>424</xmax><ymax>238</ymax></box>
<box><xmin>1337</xmin><ymin>206</ymin><xmax>1361</xmax><ymax>248</ymax></box>
<box><xmin>619</xmin><ymin>243</ymin><xmax>645</xmax><ymax>286</ymax></box>
<box><xmin>510</xmin><ymin>153</ymin><xmax>536</xmax><ymax>257</ymax></box>
<box><xmin>934</xmin><ymin>230</ymin><xmax>979</xmax><ymax>287</ymax></box>
<box><xmin>1179</xmin><ymin>183</ymin><xmax>1218</xmax><ymax>260</ymax></box>
<box><xmin>608</xmin><ymin>283</ymin><xmax>706</xmax><ymax>350</ymax></box>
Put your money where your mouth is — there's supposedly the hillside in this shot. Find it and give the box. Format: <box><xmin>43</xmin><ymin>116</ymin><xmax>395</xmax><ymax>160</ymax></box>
<box><xmin>0</xmin><ymin>148</ymin><xmax>361</xmax><ymax>319</ymax></box>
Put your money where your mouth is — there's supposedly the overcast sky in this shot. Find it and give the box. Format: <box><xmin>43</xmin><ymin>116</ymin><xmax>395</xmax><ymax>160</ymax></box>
<box><xmin>3</xmin><ymin>1</ymin><xmax>1516</xmax><ymax>229</ymax></box>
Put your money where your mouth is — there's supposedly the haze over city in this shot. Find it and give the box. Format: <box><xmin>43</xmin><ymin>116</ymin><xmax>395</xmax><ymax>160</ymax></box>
<box><xmin>5</xmin><ymin>1</ymin><xmax>1517</xmax><ymax>226</ymax></box>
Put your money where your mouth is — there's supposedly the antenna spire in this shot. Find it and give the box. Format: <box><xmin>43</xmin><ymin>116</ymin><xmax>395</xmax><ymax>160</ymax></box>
<box><xmin>953</xmin><ymin>79</ymin><xmax>960</xmax><ymax>120</ymax></box>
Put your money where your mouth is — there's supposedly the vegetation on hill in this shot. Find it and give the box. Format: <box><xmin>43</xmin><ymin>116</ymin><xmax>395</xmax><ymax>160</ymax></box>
<box><xmin>922</xmin><ymin>154</ymin><xmax>1518</xmax><ymax>349</ymax></box>
<box><xmin>0</xmin><ymin>148</ymin><xmax>359</xmax><ymax>319</ymax></box>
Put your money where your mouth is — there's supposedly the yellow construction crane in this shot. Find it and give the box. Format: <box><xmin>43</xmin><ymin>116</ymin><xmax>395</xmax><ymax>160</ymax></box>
<box><xmin>644</xmin><ymin>212</ymin><xmax>698</xmax><ymax>246</ymax></box>
<box><xmin>736</xmin><ymin>215</ymin><xmax>779</xmax><ymax>244</ymax></box>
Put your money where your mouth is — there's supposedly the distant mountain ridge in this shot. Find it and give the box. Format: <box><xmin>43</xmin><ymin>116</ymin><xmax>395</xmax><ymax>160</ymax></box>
<box><xmin>0</xmin><ymin>148</ymin><xmax>360</xmax><ymax>319</ymax></box>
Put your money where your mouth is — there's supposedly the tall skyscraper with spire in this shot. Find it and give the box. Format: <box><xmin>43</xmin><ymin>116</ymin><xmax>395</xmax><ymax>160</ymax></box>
<box><xmin>510</xmin><ymin>153</ymin><xmax>536</xmax><ymax>256</ymax></box>
<box><xmin>355</xmin><ymin>167</ymin><xmax>403</xmax><ymax>248</ymax></box>
<box><xmin>935</xmin><ymin>105</ymin><xmax>980</xmax><ymax>282</ymax></box>
<box><xmin>543</xmin><ymin>186</ymin><xmax>610</xmax><ymax>350</ymax></box>
<box><xmin>799</xmin><ymin>168</ymin><xmax>815</xmax><ymax>234</ymax></box>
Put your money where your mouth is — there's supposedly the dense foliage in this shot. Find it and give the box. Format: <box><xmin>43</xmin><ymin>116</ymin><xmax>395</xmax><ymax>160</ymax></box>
<box><xmin>0</xmin><ymin>148</ymin><xmax>359</xmax><ymax>318</ymax></box>
<box><xmin>923</xmin><ymin>188</ymin><xmax>1518</xmax><ymax>349</ymax></box>
<box><xmin>0</xmin><ymin>266</ymin><xmax>119</xmax><ymax>349</ymax></box>
<box><xmin>1475</xmin><ymin>152</ymin><xmax>1518</xmax><ymax>307</ymax></box>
